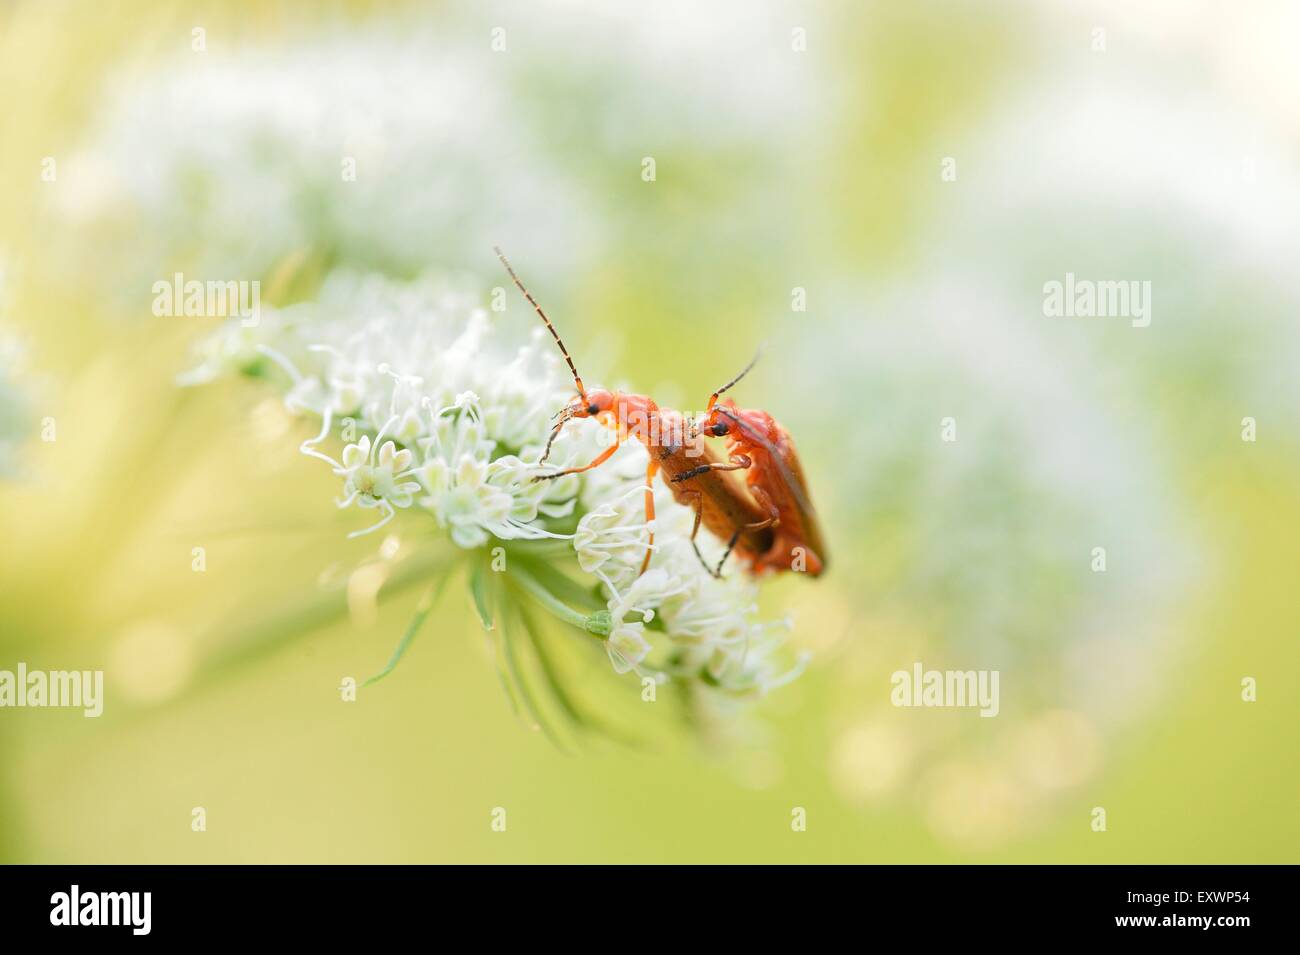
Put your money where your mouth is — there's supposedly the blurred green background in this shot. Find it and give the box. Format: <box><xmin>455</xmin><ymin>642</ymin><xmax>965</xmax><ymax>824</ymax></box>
<box><xmin>0</xmin><ymin>0</ymin><xmax>1297</xmax><ymax>862</ymax></box>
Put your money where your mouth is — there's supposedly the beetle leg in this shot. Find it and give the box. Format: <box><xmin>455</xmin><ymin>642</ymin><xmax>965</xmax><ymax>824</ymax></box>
<box><xmin>678</xmin><ymin>486</ymin><xmax>722</xmax><ymax>579</ymax></box>
<box><xmin>532</xmin><ymin>439</ymin><xmax>621</xmax><ymax>482</ymax></box>
<box><xmin>715</xmin><ymin>484</ymin><xmax>779</xmax><ymax>577</ymax></box>
<box><xmin>670</xmin><ymin>453</ymin><xmax>752</xmax><ymax>484</ymax></box>
<box><xmin>745</xmin><ymin>484</ymin><xmax>781</xmax><ymax>531</ymax></box>
<box><xmin>538</xmin><ymin>418</ymin><xmax>566</xmax><ymax>463</ymax></box>
<box><xmin>637</xmin><ymin>459</ymin><xmax>660</xmax><ymax>577</ymax></box>
<box><xmin>714</xmin><ymin>530</ymin><xmax>742</xmax><ymax>578</ymax></box>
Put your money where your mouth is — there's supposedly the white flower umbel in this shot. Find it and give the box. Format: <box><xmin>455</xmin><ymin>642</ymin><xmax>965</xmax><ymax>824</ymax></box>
<box><xmin>61</xmin><ymin>6</ymin><xmax>820</xmax><ymax>307</ymax></box>
<box><xmin>58</xmin><ymin>26</ymin><xmax>597</xmax><ymax>300</ymax></box>
<box><xmin>184</xmin><ymin>271</ymin><xmax>802</xmax><ymax>728</ymax></box>
<box><xmin>193</xmin><ymin>271</ymin><xmax>584</xmax><ymax>547</ymax></box>
<box><xmin>574</xmin><ymin>441</ymin><xmax>801</xmax><ymax>698</ymax></box>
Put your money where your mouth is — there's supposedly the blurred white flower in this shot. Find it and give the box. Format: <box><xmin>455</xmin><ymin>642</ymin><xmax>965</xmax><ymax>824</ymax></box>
<box><xmin>59</xmin><ymin>32</ymin><xmax>596</xmax><ymax>291</ymax></box>
<box><xmin>173</xmin><ymin>309</ymin><xmax>287</xmax><ymax>386</ymax></box>
<box><xmin>934</xmin><ymin>58</ymin><xmax>1300</xmax><ymax>437</ymax></box>
<box><xmin>61</xmin><ymin>3</ymin><xmax>824</xmax><ymax>320</ymax></box>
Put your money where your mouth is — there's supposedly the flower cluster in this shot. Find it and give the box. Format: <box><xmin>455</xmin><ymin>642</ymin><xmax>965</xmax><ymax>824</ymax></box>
<box><xmin>183</xmin><ymin>271</ymin><xmax>802</xmax><ymax>715</ymax></box>
<box><xmin>187</xmin><ymin>272</ymin><xmax>585</xmax><ymax>547</ymax></box>
<box><xmin>58</xmin><ymin>5</ymin><xmax>820</xmax><ymax>325</ymax></box>
<box><xmin>574</xmin><ymin>453</ymin><xmax>804</xmax><ymax>692</ymax></box>
<box><xmin>56</xmin><ymin>32</ymin><xmax>596</xmax><ymax>293</ymax></box>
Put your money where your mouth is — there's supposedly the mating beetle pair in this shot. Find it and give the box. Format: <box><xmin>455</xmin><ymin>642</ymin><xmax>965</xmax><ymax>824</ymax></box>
<box><xmin>496</xmin><ymin>248</ymin><xmax>826</xmax><ymax>580</ymax></box>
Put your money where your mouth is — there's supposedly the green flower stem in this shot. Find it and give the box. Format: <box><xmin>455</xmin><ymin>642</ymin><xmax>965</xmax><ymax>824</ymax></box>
<box><xmin>362</xmin><ymin>572</ymin><xmax>450</xmax><ymax>686</ymax></box>
<box><xmin>511</xmin><ymin>562</ymin><xmax>610</xmax><ymax>637</ymax></box>
<box><xmin>506</xmin><ymin>539</ymin><xmax>578</xmax><ymax>558</ymax></box>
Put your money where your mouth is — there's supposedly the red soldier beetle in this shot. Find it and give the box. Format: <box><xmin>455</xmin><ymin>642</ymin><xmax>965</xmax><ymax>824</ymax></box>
<box><xmin>494</xmin><ymin>248</ymin><xmax>775</xmax><ymax>578</ymax></box>
<box><xmin>681</xmin><ymin>357</ymin><xmax>828</xmax><ymax>578</ymax></box>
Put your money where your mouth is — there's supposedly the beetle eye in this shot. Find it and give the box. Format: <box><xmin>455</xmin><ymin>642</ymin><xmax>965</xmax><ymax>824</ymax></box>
<box><xmin>587</xmin><ymin>403</ymin><xmax>600</xmax><ymax>416</ymax></box>
<box><xmin>710</xmin><ymin>422</ymin><xmax>729</xmax><ymax>436</ymax></box>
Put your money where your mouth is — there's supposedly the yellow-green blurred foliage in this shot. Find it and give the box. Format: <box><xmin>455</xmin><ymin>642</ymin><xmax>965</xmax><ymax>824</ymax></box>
<box><xmin>0</xmin><ymin>0</ymin><xmax>1296</xmax><ymax>862</ymax></box>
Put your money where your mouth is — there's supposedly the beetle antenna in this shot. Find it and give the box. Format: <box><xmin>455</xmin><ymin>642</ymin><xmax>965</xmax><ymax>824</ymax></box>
<box><xmin>708</xmin><ymin>347</ymin><xmax>762</xmax><ymax>410</ymax></box>
<box><xmin>494</xmin><ymin>246</ymin><xmax>585</xmax><ymax>399</ymax></box>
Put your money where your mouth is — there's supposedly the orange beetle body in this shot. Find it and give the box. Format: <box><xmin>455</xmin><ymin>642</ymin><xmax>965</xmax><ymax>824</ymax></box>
<box><xmin>704</xmin><ymin>400</ymin><xmax>827</xmax><ymax>577</ymax></box>
<box><xmin>559</xmin><ymin>390</ymin><xmax>776</xmax><ymax>573</ymax></box>
<box><xmin>495</xmin><ymin>248</ymin><xmax>778</xmax><ymax>577</ymax></box>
